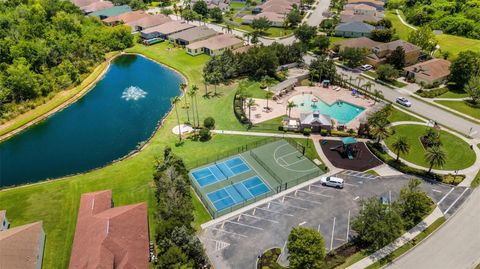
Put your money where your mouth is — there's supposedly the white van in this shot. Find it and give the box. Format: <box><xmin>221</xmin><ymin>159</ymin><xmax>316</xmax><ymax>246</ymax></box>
<box><xmin>320</xmin><ymin>176</ymin><xmax>344</xmax><ymax>189</ymax></box>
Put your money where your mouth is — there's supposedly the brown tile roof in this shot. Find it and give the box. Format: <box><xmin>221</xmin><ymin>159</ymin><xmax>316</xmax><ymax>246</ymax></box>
<box><xmin>243</xmin><ymin>12</ymin><xmax>286</xmax><ymax>23</ymax></box>
<box><xmin>103</xmin><ymin>10</ymin><xmax>149</xmax><ymax>24</ymax></box>
<box><xmin>126</xmin><ymin>14</ymin><xmax>171</xmax><ymax>29</ymax></box>
<box><xmin>71</xmin><ymin>0</ymin><xmax>98</xmax><ymax>8</ymax></box>
<box><xmin>69</xmin><ymin>190</ymin><xmax>149</xmax><ymax>269</ymax></box>
<box><xmin>345</xmin><ymin>3</ymin><xmax>377</xmax><ymax>10</ymax></box>
<box><xmin>340</xmin><ymin>13</ymin><xmax>382</xmax><ymax>23</ymax></box>
<box><xmin>374</xmin><ymin>40</ymin><xmax>421</xmax><ymax>53</ymax></box>
<box><xmin>233</xmin><ymin>45</ymin><xmax>252</xmax><ymax>54</ymax></box>
<box><xmin>334</xmin><ymin>37</ymin><xmax>380</xmax><ymax>49</ymax></box>
<box><xmin>141</xmin><ymin>20</ymin><xmax>195</xmax><ymax>35</ymax></box>
<box><xmin>81</xmin><ymin>1</ymin><xmax>113</xmax><ymax>13</ymax></box>
<box><xmin>347</xmin><ymin>0</ymin><xmax>384</xmax><ymax>6</ymax></box>
<box><xmin>169</xmin><ymin>26</ymin><xmax>217</xmax><ymax>42</ymax></box>
<box><xmin>404</xmin><ymin>58</ymin><xmax>451</xmax><ymax>81</ymax></box>
<box><xmin>0</xmin><ymin>221</ymin><xmax>44</xmax><ymax>269</ymax></box>
<box><xmin>187</xmin><ymin>34</ymin><xmax>243</xmax><ymax>50</ymax></box>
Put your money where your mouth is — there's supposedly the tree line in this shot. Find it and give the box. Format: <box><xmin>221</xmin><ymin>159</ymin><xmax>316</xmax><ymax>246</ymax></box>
<box><xmin>0</xmin><ymin>0</ymin><xmax>133</xmax><ymax>118</ymax></box>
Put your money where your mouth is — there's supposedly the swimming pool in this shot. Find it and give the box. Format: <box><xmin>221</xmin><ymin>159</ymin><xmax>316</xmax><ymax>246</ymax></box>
<box><xmin>290</xmin><ymin>94</ymin><xmax>365</xmax><ymax>124</ymax></box>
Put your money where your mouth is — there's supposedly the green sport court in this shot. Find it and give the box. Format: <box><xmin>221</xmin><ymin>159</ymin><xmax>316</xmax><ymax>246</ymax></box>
<box><xmin>189</xmin><ymin>139</ymin><xmax>325</xmax><ymax>218</ymax></box>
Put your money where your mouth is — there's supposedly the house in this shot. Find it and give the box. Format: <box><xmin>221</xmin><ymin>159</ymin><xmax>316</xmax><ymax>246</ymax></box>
<box><xmin>88</xmin><ymin>5</ymin><xmax>132</xmax><ymax>19</ymax></box>
<box><xmin>69</xmin><ymin>190</ymin><xmax>149</xmax><ymax>269</ymax></box>
<box><xmin>0</xmin><ymin>211</ymin><xmax>45</xmax><ymax>269</ymax></box>
<box><xmin>344</xmin><ymin>4</ymin><xmax>380</xmax><ymax>17</ymax></box>
<box><xmin>71</xmin><ymin>0</ymin><xmax>98</xmax><ymax>8</ymax></box>
<box><xmin>186</xmin><ymin>34</ymin><xmax>244</xmax><ymax>56</ymax></box>
<box><xmin>126</xmin><ymin>14</ymin><xmax>171</xmax><ymax>32</ymax></box>
<box><xmin>102</xmin><ymin>10</ymin><xmax>149</xmax><ymax>25</ymax></box>
<box><xmin>347</xmin><ymin>0</ymin><xmax>385</xmax><ymax>10</ymax></box>
<box><xmin>334</xmin><ymin>37</ymin><xmax>380</xmax><ymax>51</ymax></box>
<box><xmin>80</xmin><ymin>1</ymin><xmax>113</xmax><ymax>14</ymax></box>
<box><xmin>168</xmin><ymin>26</ymin><xmax>218</xmax><ymax>46</ymax></box>
<box><xmin>298</xmin><ymin>111</ymin><xmax>332</xmax><ymax>132</ymax></box>
<box><xmin>340</xmin><ymin>10</ymin><xmax>383</xmax><ymax>23</ymax></box>
<box><xmin>366</xmin><ymin>40</ymin><xmax>421</xmax><ymax>66</ymax></box>
<box><xmin>404</xmin><ymin>58</ymin><xmax>451</xmax><ymax>86</ymax></box>
<box><xmin>335</xmin><ymin>21</ymin><xmax>375</xmax><ymax>37</ymax></box>
<box><xmin>140</xmin><ymin>21</ymin><xmax>196</xmax><ymax>40</ymax></box>
<box><xmin>192</xmin><ymin>0</ymin><xmax>230</xmax><ymax>11</ymax></box>
<box><xmin>0</xmin><ymin>210</ymin><xmax>9</xmax><ymax>231</ymax></box>
<box><xmin>242</xmin><ymin>12</ymin><xmax>286</xmax><ymax>27</ymax></box>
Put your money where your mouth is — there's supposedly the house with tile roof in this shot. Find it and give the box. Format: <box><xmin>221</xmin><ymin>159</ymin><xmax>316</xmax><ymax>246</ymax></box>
<box><xmin>103</xmin><ymin>10</ymin><xmax>149</xmax><ymax>25</ymax></box>
<box><xmin>366</xmin><ymin>40</ymin><xmax>421</xmax><ymax>66</ymax></box>
<box><xmin>80</xmin><ymin>1</ymin><xmax>113</xmax><ymax>14</ymax></box>
<box><xmin>186</xmin><ymin>34</ymin><xmax>244</xmax><ymax>56</ymax></box>
<box><xmin>126</xmin><ymin>14</ymin><xmax>171</xmax><ymax>32</ymax></box>
<box><xmin>71</xmin><ymin>0</ymin><xmax>98</xmax><ymax>8</ymax></box>
<box><xmin>242</xmin><ymin>12</ymin><xmax>286</xmax><ymax>27</ymax></box>
<box><xmin>140</xmin><ymin>21</ymin><xmax>196</xmax><ymax>40</ymax></box>
<box><xmin>168</xmin><ymin>26</ymin><xmax>218</xmax><ymax>46</ymax></box>
<box><xmin>333</xmin><ymin>37</ymin><xmax>380</xmax><ymax>51</ymax></box>
<box><xmin>69</xmin><ymin>190</ymin><xmax>149</xmax><ymax>269</ymax></box>
<box><xmin>88</xmin><ymin>5</ymin><xmax>132</xmax><ymax>19</ymax></box>
<box><xmin>347</xmin><ymin>0</ymin><xmax>385</xmax><ymax>10</ymax></box>
<box><xmin>335</xmin><ymin>21</ymin><xmax>375</xmax><ymax>37</ymax></box>
<box><xmin>0</xmin><ymin>210</ymin><xmax>45</xmax><ymax>269</ymax></box>
<box><xmin>404</xmin><ymin>58</ymin><xmax>451</xmax><ymax>86</ymax></box>
<box><xmin>344</xmin><ymin>3</ymin><xmax>380</xmax><ymax>17</ymax></box>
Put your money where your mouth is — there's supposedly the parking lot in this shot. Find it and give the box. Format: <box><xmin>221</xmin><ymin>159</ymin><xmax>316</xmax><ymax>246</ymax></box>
<box><xmin>199</xmin><ymin>171</ymin><xmax>471</xmax><ymax>269</ymax></box>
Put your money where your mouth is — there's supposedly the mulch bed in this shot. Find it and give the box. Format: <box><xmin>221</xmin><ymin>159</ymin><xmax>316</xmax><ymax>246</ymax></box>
<box><xmin>320</xmin><ymin>139</ymin><xmax>383</xmax><ymax>171</ymax></box>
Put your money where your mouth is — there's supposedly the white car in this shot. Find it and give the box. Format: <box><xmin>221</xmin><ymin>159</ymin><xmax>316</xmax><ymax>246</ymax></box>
<box><xmin>320</xmin><ymin>176</ymin><xmax>344</xmax><ymax>189</ymax></box>
<box><xmin>360</xmin><ymin>64</ymin><xmax>373</xmax><ymax>71</ymax></box>
<box><xmin>396</xmin><ymin>97</ymin><xmax>412</xmax><ymax>107</ymax></box>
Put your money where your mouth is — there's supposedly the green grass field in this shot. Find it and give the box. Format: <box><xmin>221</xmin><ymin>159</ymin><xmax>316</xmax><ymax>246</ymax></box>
<box><xmin>434</xmin><ymin>100</ymin><xmax>480</xmax><ymax>120</ymax></box>
<box><xmin>0</xmin><ymin>42</ymin><xmax>272</xmax><ymax>268</ymax></box>
<box><xmin>385</xmin><ymin>124</ymin><xmax>476</xmax><ymax>170</ymax></box>
<box><xmin>385</xmin><ymin>10</ymin><xmax>413</xmax><ymax>40</ymax></box>
<box><xmin>437</xmin><ymin>90</ymin><xmax>469</xmax><ymax>99</ymax></box>
<box><xmin>388</xmin><ymin>108</ymin><xmax>423</xmax><ymax>123</ymax></box>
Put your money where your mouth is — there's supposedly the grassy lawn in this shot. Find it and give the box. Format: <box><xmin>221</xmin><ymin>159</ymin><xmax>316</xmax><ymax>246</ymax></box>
<box><xmin>0</xmin><ymin>42</ymin><xmax>272</xmax><ymax>268</ymax></box>
<box><xmin>363</xmin><ymin>71</ymin><xmax>407</xmax><ymax>88</ymax></box>
<box><xmin>435</xmin><ymin>34</ymin><xmax>480</xmax><ymax>59</ymax></box>
<box><xmin>437</xmin><ymin>90</ymin><xmax>469</xmax><ymax>99</ymax></box>
<box><xmin>471</xmin><ymin>144</ymin><xmax>480</xmax><ymax>188</ymax></box>
<box><xmin>329</xmin><ymin>36</ymin><xmax>349</xmax><ymax>47</ymax></box>
<box><xmin>385</xmin><ymin>124</ymin><xmax>476</xmax><ymax>170</ymax></box>
<box><xmin>230</xmin><ymin>2</ymin><xmax>246</xmax><ymax>9</ymax></box>
<box><xmin>235</xmin><ymin>24</ymin><xmax>294</xmax><ymax>37</ymax></box>
<box><xmin>385</xmin><ymin>10</ymin><xmax>413</xmax><ymax>40</ymax></box>
<box><xmin>366</xmin><ymin>217</ymin><xmax>446</xmax><ymax>269</ymax></box>
<box><xmin>434</xmin><ymin>100</ymin><xmax>480</xmax><ymax>120</ymax></box>
<box><xmin>388</xmin><ymin>107</ymin><xmax>423</xmax><ymax>123</ymax></box>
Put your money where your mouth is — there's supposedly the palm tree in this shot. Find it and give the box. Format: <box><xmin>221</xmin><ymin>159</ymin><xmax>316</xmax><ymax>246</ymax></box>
<box><xmin>425</xmin><ymin>146</ymin><xmax>446</xmax><ymax>173</ymax></box>
<box><xmin>265</xmin><ymin>90</ymin><xmax>274</xmax><ymax>110</ymax></box>
<box><xmin>171</xmin><ymin>96</ymin><xmax>182</xmax><ymax>142</ymax></box>
<box><xmin>246</xmin><ymin>98</ymin><xmax>257</xmax><ymax>123</ymax></box>
<box><xmin>391</xmin><ymin>136</ymin><xmax>410</xmax><ymax>161</ymax></box>
<box><xmin>373</xmin><ymin>89</ymin><xmax>383</xmax><ymax>104</ymax></box>
<box><xmin>244</xmin><ymin>32</ymin><xmax>252</xmax><ymax>44</ymax></box>
<box><xmin>356</xmin><ymin>76</ymin><xmax>364</xmax><ymax>87</ymax></box>
<box><xmin>370</xmin><ymin>124</ymin><xmax>390</xmax><ymax>143</ymax></box>
<box><xmin>180</xmin><ymin>83</ymin><xmax>190</xmax><ymax>123</ymax></box>
<box><xmin>287</xmin><ymin>101</ymin><xmax>296</xmax><ymax>117</ymax></box>
<box><xmin>203</xmin><ymin>73</ymin><xmax>210</xmax><ymax>97</ymax></box>
<box><xmin>192</xmin><ymin>85</ymin><xmax>200</xmax><ymax>128</ymax></box>
<box><xmin>362</xmin><ymin>81</ymin><xmax>374</xmax><ymax>93</ymax></box>
<box><xmin>188</xmin><ymin>86</ymin><xmax>197</xmax><ymax>127</ymax></box>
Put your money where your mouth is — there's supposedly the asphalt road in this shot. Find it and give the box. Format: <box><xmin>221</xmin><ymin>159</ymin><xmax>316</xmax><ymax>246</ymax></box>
<box><xmin>386</xmin><ymin>188</ymin><xmax>480</xmax><ymax>269</ymax></box>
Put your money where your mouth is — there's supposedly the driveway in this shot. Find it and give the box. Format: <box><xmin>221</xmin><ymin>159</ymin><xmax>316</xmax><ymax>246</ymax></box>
<box><xmin>199</xmin><ymin>171</ymin><xmax>469</xmax><ymax>269</ymax></box>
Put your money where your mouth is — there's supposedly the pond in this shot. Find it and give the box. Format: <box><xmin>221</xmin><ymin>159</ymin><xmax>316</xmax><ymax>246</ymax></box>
<box><xmin>0</xmin><ymin>54</ymin><xmax>183</xmax><ymax>188</ymax></box>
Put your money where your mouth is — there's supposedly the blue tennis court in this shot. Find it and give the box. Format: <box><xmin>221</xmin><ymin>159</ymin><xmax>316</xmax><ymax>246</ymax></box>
<box><xmin>191</xmin><ymin>156</ymin><xmax>251</xmax><ymax>187</ymax></box>
<box><xmin>207</xmin><ymin>176</ymin><xmax>271</xmax><ymax>211</ymax></box>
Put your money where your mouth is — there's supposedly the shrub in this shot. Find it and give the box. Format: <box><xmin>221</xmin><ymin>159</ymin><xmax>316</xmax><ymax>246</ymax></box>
<box><xmin>204</xmin><ymin>117</ymin><xmax>215</xmax><ymax>129</ymax></box>
<box><xmin>303</xmin><ymin>128</ymin><xmax>311</xmax><ymax>136</ymax></box>
<box><xmin>199</xmin><ymin>128</ymin><xmax>211</xmax><ymax>141</ymax></box>
<box><xmin>415</xmin><ymin>87</ymin><xmax>448</xmax><ymax>98</ymax></box>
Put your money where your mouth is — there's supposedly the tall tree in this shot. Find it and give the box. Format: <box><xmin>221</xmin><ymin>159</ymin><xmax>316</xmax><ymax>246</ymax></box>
<box><xmin>209</xmin><ymin>7</ymin><xmax>223</xmax><ymax>22</ymax></box>
<box><xmin>408</xmin><ymin>26</ymin><xmax>438</xmax><ymax>54</ymax></box>
<box><xmin>188</xmin><ymin>86</ymin><xmax>197</xmax><ymax>127</ymax></box>
<box><xmin>424</xmin><ymin>146</ymin><xmax>446</xmax><ymax>172</ymax></box>
<box><xmin>464</xmin><ymin>76</ymin><xmax>480</xmax><ymax>104</ymax></box>
<box><xmin>171</xmin><ymin>96</ymin><xmax>182</xmax><ymax>142</ymax></box>
<box><xmin>246</xmin><ymin>98</ymin><xmax>257</xmax><ymax>123</ymax></box>
<box><xmin>294</xmin><ymin>23</ymin><xmax>317</xmax><ymax>44</ymax></box>
<box><xmin>387</xmin><ymin>46</ymin><xmax>406</xmax><ymax>70</ymax></box>
<box><xmin>448</xmin><ymin>51</ymin><xmax>480</xmax><ymax>90</ymax></box>
<box><xmin>251</xmin><ymin>17</ymin><xmax>272</xmax><ymax>33</ymax></box>
<box><xmin>287</xmin><ymin>101</ymin><xmax>296</xmax><ymax>117</ymax></box>
<box><xmin>370</xmin><ymin>122</ymin><xmax>390</xmax><ymax>143</ymax></box>
<box><xmin>287</xmin><ymin>227</ymin><xmax>326</xmax><ymax>269</ymax></box>
<box><xmin>286</xmin><ymin>8</ymin><xmax>302</xmax><ymax>27</ymax></box>
<box><xmin>372</xmin><ymin>89</ymin><xmax>383</xmax><ymax>104</ymax></box>
<box><xmin>265</xmin><ymin>90</ymin><xmax>274</xmax><ymax>110</ymax></box>
<box><xmin>192</xmin><ymin>0</ymin><xmax>209</xmax><ymax>17</ymax></box>
<box><xmin>180</xmin><ymin>83</ymin><xmax>190</xmax><ymax>123</ymax></box>
<box><xmin>392</xmin><ymin>136</ymin><xmax>410</xmax><ymax>161</ymax></box>
<box><xmin>395</xmin><ymin>178</ymin><xmax>433</xmax><ymax>229</ymax></box>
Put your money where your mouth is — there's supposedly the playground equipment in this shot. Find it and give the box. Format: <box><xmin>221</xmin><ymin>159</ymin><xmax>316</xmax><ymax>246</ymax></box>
<box><xmin>330</xmin><ymin>137</ymin><xmax>359</xmax><ymax>160</ymax></box>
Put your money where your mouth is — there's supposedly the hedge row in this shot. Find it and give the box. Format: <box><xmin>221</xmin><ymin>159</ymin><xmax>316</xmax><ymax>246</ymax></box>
<box><xmin>415</xmin><ymin>87</ymin><xmax>449</xmax><ymax>98</ymax></box>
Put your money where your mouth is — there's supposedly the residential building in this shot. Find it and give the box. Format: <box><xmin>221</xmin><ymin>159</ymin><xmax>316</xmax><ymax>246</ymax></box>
<box><xmin>404</xmin><ymin>58</ymin><xmax>451</xmax><ymax>86</ymax></box>
<box><xmin>168</xmin><ymin>26</ymin><xmax>218</xmax><ymax>46</ymax></box>
<box><xmin>71</xmin><ymin>0</ymin><xmax>98</xmax><ymax>8</ymax></box>
<box><xmin>192</xmin><ymin>0</ymin><xmax>230</xmax><ymax>11</ymax></box>
<box><xmin>242</xmin><ymin>12</ymin><xmax>286</xmax><ymax>27</ymax></box>
<box><xmin>127</xmin><ymin>14</ymin><xmax>171</xmax><ymax>32</ymax></box>
<box><xmin>296</xmin><ymin>111</ymin><xmax>332</xmax><ymax>132</ymax></box>
<box><xmin>103</xmin><ymin>10</ymin><xmax>149</xmax><ymax>25</ymax></box>
<box><xmin>0</xmin><ymin>210</ymin><xmax>9</xmax><ymax>231</ymax></box>
<box><xmin>140</xmin><ymin>21</ymin><xmax>196</xmax><ymax>40</ymax></box>
<box><xmin>186</xmin><ymin>34</ymin><xmax>244</xmax><ymax>56</ymax></box>
<box><xmin>340</xmin><ymin>9</ymin><xmax>383</xmax><ymax>23</ymax></box>
<box><xmin>88</xmin><ymin>5</ymin><xmax>132</xmax><ymax>19</ymax></box>
<box><xmin>69</xmin><ymin>190</ymin><xmax>149</xmax><ymax>269</ymax></box>
<box><xmin>344</xmin><ymin>3</ymin><xmax>380</xmax><ymax>17</ymax></box>
<box><xmin>80</xmin><ymin>1</ymin><xmax>113</xmax><ymax>14</ymax></box>
<box><xmin>334</xmin><ymin>37</ymin><xmax>380</xmax><ymax>51</ymax></box>
<box><xmin>366</xmin><ymin>40</ymin><xmax>421</xmax><ymax>66</ymax></box>
<box><xmin>0</xmin><ymin>211</ymin><xmax>45</xmax><ymax>269</ymax></box>
<box><xmin>334</xmin><ymin>21</ymin><xmax>375</xmax><ymax>37</ymax></box>
<box><xmin>347</xmin><ymin>0</ymin><xmax>385</xmax><ymax>10</ymax></box>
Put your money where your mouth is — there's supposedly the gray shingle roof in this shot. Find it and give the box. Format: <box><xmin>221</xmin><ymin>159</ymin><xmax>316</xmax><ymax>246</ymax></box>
<box><xmin>335</xmin><ymin>21</ymin><xmax>375</xmax><ymax>33</ymax></box>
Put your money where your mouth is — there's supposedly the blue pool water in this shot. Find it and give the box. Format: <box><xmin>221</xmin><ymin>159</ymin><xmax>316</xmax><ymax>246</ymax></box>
<box><xmin>207</xmin><ymin>176</ymin><xmax>271</xmax><ymax>211</ymax></box>
<box><xmin>290</xmin><ymin>94</ymin><xmax>365</xmax><ymax>124</ymax></box>
<box><xmin>0</xmin><ymin>55</ymin><xmax>183</xmax><ymax>187</ymax></box>
<box><xmin>191</xmin><ymin>156</ymin><xmax>251</xmax><ymax>187</ymax></box>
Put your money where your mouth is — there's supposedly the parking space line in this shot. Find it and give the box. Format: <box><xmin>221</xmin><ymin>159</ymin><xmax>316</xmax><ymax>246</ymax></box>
<box><xmin>255</xmin><ymin>206</ymin><xmax>294</xmax><ymax>217</ymax></box>
<box><xmin>284</xmin><ymin>195</ymin><xmax>324</xmax><ymax>205</ymax></box>
<box><xmin>241</xmin><ymin>213</ymin><xmax>279</xmax><ymax>224</ymax></box>
<box><xmin>346</xmin><ymin>210</ymin><xmax>351</xmax><ymax>242</ymax></box>
<box><xmin>344</xmin><ymin>182</ymin><xmax>359</xmax><ymax>187</ymax></box>
<box><xmin>432</xmin><ymin>189</ymin><xmax>442</xmax><ymax>193</ymax></box>
<box><xmin>209</xmin><ymin>227</ymin><xmax>248</xmax><ymax>238</ymax></box>
<box><xmin>270</xmin><ymin>201</ymin><xmax>308</xmax><ymax>210</ymax></box>
<box><xmin>299</xmin><ymin>221</ymin><xmax>307</xmax><ymax>226</ymax></box>
<box><xmin>443</xmin><ymin>188</ymin><xmax>469</xmax><ymax>215</ymax></box>
<box><xmin>437</xmin><ymin>187</ymin><xmax>454</xmax><ymax>205</ymax></box>
<box><xmin>296</xmin><ymin>189</ymin><xmax>334</xmax><ymax>198</ymax></box>
<box><xmin>330</xmin><ymin>217</ymin><xmax>336</xmax><ymax>250</ymax></box>
<box><xmin>225</xmin><ymin>220</ymin><xmax>264</xmax><ymax>231</ymax></box>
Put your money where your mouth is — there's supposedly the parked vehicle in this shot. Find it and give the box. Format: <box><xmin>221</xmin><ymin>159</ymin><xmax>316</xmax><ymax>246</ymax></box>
<box><xmin>396</xmin><ymin>97</ymin><xmax>412</xmax><ymax>107</ymax></box>
<box><xmin>320</xmin><ymin>176</ymin><xmax>344</xmax><ymax>189</ymax></box>
<box><xmin>360</xmin><ymin>64</ymin><xmax>373</xmax><ymax>71</ymax></box>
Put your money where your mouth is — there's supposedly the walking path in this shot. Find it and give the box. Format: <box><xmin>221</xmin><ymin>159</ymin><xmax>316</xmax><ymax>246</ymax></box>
<box><xmin>395</xmin><ymin>9</ymin><xmax>417</xmax><ymax>30</ymax></box>
<box><xmin>347</xmin><ymin>207</ymin><xmax>444</xmax><ymax>269</ymax></box>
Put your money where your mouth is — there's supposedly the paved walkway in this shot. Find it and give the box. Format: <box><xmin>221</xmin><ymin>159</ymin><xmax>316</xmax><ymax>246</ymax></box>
<box><xmin>347</xmin><ymin>207</ymin><xmax>444</xmax><ymax>269</ymax></box>
<box><xmin>395</xmin><ymin>9</ymin><xmax>417</xmax><ymax>30</ymax></box>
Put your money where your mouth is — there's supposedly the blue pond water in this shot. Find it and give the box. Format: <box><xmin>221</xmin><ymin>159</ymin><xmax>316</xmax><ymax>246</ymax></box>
<box><xmin>290</xmin><ymin>94</ymin><xmax>365</xmax><ymax>124</ymax></box>
<box><xmin>0</xmin><ymin>55</ymin><xmax>183</xmax><ymax>187</ymax></box>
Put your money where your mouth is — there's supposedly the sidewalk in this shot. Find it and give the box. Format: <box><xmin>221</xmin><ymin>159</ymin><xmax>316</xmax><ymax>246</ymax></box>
<box><xmin>346</xmin><ymin>206</ymin><xmax>443</xmax><ymax>269</ymax></box>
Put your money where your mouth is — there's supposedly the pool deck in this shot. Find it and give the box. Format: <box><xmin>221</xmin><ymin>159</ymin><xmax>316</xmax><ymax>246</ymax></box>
<box><xmin>249</xmin><ymin>85</ymin><xmax>379</xmax><ymax>129</ymax></box>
